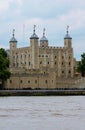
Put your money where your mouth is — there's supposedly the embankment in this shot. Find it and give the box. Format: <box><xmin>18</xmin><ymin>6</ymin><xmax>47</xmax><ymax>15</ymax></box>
<box><xmin>0</xmin><ymin>89</ymin><xmax>85</xmax><ymax>96</ymax></box>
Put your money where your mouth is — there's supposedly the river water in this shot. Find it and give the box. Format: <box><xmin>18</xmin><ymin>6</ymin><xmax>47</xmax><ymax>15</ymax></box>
<box><xmin>0</xmin><ymin>96</ymin><xmax>85</xmax><ymax>130</ymax></box>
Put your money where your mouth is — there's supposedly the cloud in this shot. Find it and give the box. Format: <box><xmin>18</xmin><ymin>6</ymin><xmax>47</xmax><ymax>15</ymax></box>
<box><xmin>0</xmin><ymin>0</ymin><xmax>85</xmax><ymax>60</ymax></box>
<box><xmin>0</xmin><ymin>0</ymin><xmax>11</xmax><ymax>14</ymax></box>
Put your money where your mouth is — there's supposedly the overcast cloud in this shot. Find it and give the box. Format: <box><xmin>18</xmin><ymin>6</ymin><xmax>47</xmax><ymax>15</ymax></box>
<box><xmin>0</xmin><ymin>0</ymin><xmax>85</xmax><ymax>60</ymax></box>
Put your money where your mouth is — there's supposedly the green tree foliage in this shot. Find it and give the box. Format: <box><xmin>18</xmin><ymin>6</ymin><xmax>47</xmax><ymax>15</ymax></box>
<box><xmin>78</xmin><ymin>53</ymin><xmax>85</xmax><ymax>76</ymax></box>
<box><xmin>0</xmin><ymin>48</ymin><xmax>11</xmax><ymax>88</ymax></box>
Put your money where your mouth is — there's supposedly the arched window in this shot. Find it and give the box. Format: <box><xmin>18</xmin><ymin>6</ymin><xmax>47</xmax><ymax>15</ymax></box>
<box><xmin>28</xmin><ymin>80</ymin><xmax>30</xmax><ymax>83</ymax></box>
<box><xmin>40</xmin><ymin>61</ymin><xmax>42</xmax><ymax>64</ymax></box>
<box><xmin>35</xmin><ymin>80</ymin><xmax>37</xmax><ymax>84</ymax></box>
<box><xmin>69</xmin><ymin>62</ymin><xmax>71</xmax><ymax>65</ymax></box>
<box><xmin>10</xmin><ymin>80</ymin><xmax>12</xmax><ymax>83</ymax></box>
<box><xmin>69</xmin><ymin>70</ymin><xmax>71</xmax><ymax>74</ymax></box>
<box><xmin>62</xmin><ymin>71</ymin><xmax>64</xmax><ymax>74</ymax></box>
<box><xmin>45</xmin><ymin>80</ymin><xmax>47</xmax><ymax>84</ymax></box>
<box><xmin>55</xmin><ymin>56</ymin><xmax>57</xmax><ymax>59</ymax></box>
<box><xmin>20</xmin><ymin>80</ymin><xmax>23</xmax><ymax>83</ymax></box>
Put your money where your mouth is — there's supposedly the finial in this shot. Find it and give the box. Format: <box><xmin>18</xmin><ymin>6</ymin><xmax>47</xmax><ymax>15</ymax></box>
<box><xmin>66</xmin><ymin>25</ymin><xmax>69</xmax><ymax>35</ymax></box>
<box><xmin>43</xmin><ymin>28</ymin><xmax>45</xmax><ymax>37</ymax></box>
<box><xmin>13</xmin><ymin>29</ymin><xmax>15</xmax><ymax>37</ymax></box>
<box><xmin>33</xmin><ymin>25</ymin><xmax>36</xmax><ymax>34</ymax></box>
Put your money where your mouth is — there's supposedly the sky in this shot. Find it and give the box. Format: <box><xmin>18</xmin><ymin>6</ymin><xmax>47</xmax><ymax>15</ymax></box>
<box><xmin>0</xmin><ymin>0</ymin><xmax>85</xmax><ymax>60</ymax></box>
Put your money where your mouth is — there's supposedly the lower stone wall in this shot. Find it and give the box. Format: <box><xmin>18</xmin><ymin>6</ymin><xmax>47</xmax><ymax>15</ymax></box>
<box><xmin>6</xmin><ymin>73</ymin><xmax>56</xmax><ymax>89</ymax></box>
<box><xmin>6</xmin><ymin>73</ymin><xmax>84</xmax><ymax>89</ymax></box>
<box><xmin>56</xmin><ymin>78</ymin><xmax>76</xmax><ymax>88</ymax></box>
<box><xmin>74</xmin><ymin>77</ymin><xmax>85</xmax><ymax>88</ymax></box>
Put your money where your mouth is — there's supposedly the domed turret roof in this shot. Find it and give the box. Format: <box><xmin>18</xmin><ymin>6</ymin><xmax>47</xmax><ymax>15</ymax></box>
<box><xmin>30</xmin><ymin>33</ymin><xmax>39</xmax><ymax>39</ymax></box>
<box><xmin>40</xmin><ymin>36</ymin><xmax>48</xmax><ymax>42</ymax></box>
<box><xmin>10</xmin><ymin>37</ymin><xmax>17</xmax><ymax>42</ymax></box>
<box><xmin>64</xmin><ymin>25</ymin><xmax>72</xmax><ymax>39</ymax></box>
<box><xmin>64</xmin><ymin>34</ymin><xmax>72</xmax><ymax>39</ymax></box>
<box><xmin>40</xmin><ymin>28</ymin><xmax>48</xmax><ymax>42</ymax></box>
<box><xmin>30</xmin><ymin>25</ymin><xmax>39</xmax><ymax>39</ymax></box>
<box><xmin>10</xmin><ymin>29</ymin><xmax>17</xmax><ymax>42</ymax></box>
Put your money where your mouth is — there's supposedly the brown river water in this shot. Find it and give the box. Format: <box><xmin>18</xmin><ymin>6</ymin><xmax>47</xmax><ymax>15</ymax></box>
<box><xmin>0</xmin><ymin>96</ymin><xmax>85</xmax><ymax>130</ymax></box>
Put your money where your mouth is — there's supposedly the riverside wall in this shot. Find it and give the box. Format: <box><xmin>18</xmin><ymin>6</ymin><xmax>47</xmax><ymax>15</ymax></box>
<box><xmin>6</xmin><ymin>71</ymin><xmax>85</xmax><ymax>90</ymax></box>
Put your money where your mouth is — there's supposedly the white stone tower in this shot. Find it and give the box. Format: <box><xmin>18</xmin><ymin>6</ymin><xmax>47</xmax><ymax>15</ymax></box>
<box><xmin>64</xmin><ymin>26</ymin><xmax>74</xmax><ymax>78</ymax></box>
<box><xmin>64</xmin><ymin>26</ymin><xmax>72</xmax><ymax>48</ymax></box>
<box><xmin>9</xmin><ymin>29</ymin><xmax>17</xmax><ymax>67</ymax></box>
<box><xmin>30</xmin><ymin>25</ymin><xmax>39</xmax><ymax>69</ymax></box>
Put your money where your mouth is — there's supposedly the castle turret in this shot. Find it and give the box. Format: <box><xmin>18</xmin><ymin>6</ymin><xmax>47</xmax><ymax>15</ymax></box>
<box><xmin>64</xmin><ymin>26</ymin><xmax>72</xmax><ymax>48</ymax></box>
<box><xmin>64</xmin><ymin>26</ymin><xmax>74</xmax><ymax>78</ymax></box>
<box><xmin>30</xmin><ymin>25</ymin><xmax>39</xmax><ymax>69</ymax></box>
<box><xmin>40</xmin><ymin>28</ymin><xmax>48</xmax><ymax>47</ymax></box>
<box><xmin>9</xmin><ymin>29</ymin><xmax>17</xmax><ymax>67</ymax></box>
<box><xmin>10</xmin><ymin>29</ymin><xmax>17</xmax><ymax>50</ymax></box>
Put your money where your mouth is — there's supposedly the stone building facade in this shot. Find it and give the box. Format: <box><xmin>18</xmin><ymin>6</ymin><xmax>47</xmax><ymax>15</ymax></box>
<box><xmin>6</xmin><ymin>26</ymin><xmax>76</xmax><ymax>89</ymax></box>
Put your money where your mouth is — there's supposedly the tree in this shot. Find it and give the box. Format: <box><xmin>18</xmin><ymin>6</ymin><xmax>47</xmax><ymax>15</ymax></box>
<box><xmin>78</xmin><ymin>53</ymin><xmax>85</xmax><ymax>76</ymax></box>
<box><xmin>0</xmin><ymin>48</ymin><xmax>11</xmax><ymax>89</ymax></box>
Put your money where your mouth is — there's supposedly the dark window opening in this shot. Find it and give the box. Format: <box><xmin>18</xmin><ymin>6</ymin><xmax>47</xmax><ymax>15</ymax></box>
<box><xmin>45</xmin><ymin>80</ymin><xmax>47</xmax><ymax>84</ymax></box>
<box><xmin>69</xmin><ymin>62</ymin><xmax>71</xmax><ymax>65</ymax></box>
<box><xmin>28</xmin><ymin>81</ymin><xmax>30</xmax><ymax>83</ymax></box>
<box><xmin>35</xmin><ymin>80</ymin><xmax>37</xmax><ymax>84</ymax></box>
<box><xmin>40</xmin><ymin>61</ymin><xmax>42</xmax><ymax>64</ymax></box>
<box><xmin>62</xmin><ymin>71</ymin><xmax>64</xmax><ymax>74</ymax></box>
<box><xmin>20</xmin><ymin>80</ymin><xmax>23</xmax><ymax>83</ymax></box>
<box><xmin>69</xmin><ymin>70</ymin><xmax>71</xmax><ymax>74</ymax></box>
<box><xmin>10</xmin><ymin>80</ymin><xmax>12</xmax><ymax>83</ymax></box>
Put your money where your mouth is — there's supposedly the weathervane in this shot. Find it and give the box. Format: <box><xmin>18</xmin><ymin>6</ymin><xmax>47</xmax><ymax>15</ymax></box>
<box><xmin>13</xmin><ymin>29</ymin><xmax>15</xmax><ymax>37</ymax></box>
<box><xmin>66</xmin><ymin>25</ymin><xmax>69</xmax><ymax>35</ymax></box>
<box><xmin>33</xmin><ymin>25</ymin><xmax>36</xmax><ymax>34</ymax></box>
<box><xmin>43</xmin><ymin>28</ymin><xmax>45</xmax><ymax>37</ymax></box>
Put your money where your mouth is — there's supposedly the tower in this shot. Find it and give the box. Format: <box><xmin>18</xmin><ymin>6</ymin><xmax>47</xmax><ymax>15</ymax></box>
<box><xmin>30</xmin><ymin>25</ymin><xmax>39</xmax><ymax>69</ymax></box>
<box><xmin>40</xmin><ymin>28</ymin><xmax>48</xmax><ymax>47</ymax></box>
<box><xmin>64</xmin><ymin>26</ymin><xmax>72</xmax><ymax>48</ymax></box>
<box><xmin>64</xmin><ymin>26</ymin><xmax>74</xmax><ymax>78</ymax></box>
<box><xmin>10</xmin><ymin>29</ymin><xmax>17</xmax><ymax>50</ymax></box>
<box><xmin>9</xmin><ymin>29</ymin><xmax>17</xmax><ymax>67</ymax></box>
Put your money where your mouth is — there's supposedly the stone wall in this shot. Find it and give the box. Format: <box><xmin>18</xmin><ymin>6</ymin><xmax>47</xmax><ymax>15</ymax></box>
<box><xmin>6</xmin><ymin>72</ymin><xmax>79</xmax><ymax>89</ymax></box>
<box><xmin>6</xmin><ymin>71</ymin><xmax>56</xmax><ymax>89</ymax></box>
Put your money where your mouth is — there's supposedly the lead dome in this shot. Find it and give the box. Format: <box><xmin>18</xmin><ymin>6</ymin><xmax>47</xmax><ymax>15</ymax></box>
<box><xmin>64</xmin><ymin>26</ymin><xmax>72</xmax><ymax>39</ymax></box>
<box><xmin>30</xmin><ymin>25</ymin><xmax>39</xmax><ymax>39</ymax></box>
<box><xmin>40</xmin><ymin>28</ymin><xmax>48</xmax><ymax>42</ymax></box>
<box><xmin>10</xmin><ymin>29</ymin><xmax>17</xmax><ymax>42</ymax></box>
